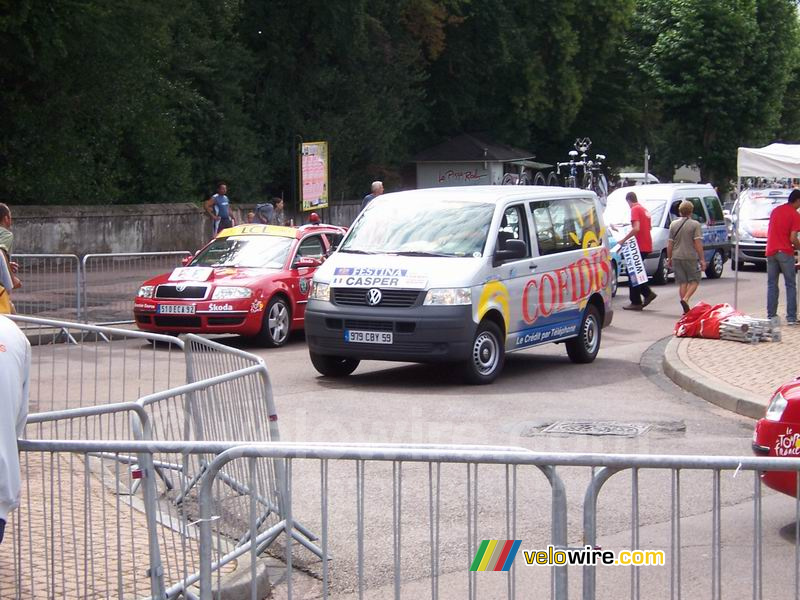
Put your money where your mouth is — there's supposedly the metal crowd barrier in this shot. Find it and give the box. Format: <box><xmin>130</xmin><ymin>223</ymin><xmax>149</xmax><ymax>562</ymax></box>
<box><xmin>10</xmin><ymin>254</ymin><xmax>82</xmax><ymax>321</ymax></box>
<box><xmin>6</xmin><ymin>441</ymin><xmax>800</xmax><ymax>599</ymax></box>
<box><xmin>82</xmin><ymin>251</ymin><xmax>191</xmax><ymax>324</ymax></box>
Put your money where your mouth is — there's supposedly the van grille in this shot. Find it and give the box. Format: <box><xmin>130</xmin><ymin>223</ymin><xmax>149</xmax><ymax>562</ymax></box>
<box><xmin>333</xmin><ymin>288</ymin><xmax>421</xmax><ymax>308</ymax></box>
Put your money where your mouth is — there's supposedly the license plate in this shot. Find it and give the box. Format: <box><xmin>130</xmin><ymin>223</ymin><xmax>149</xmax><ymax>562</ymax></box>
<box><xmin>157</xmin><ymin>304</ymin><xmax>196</xmax><ymax>314</ymax></box>
<box><xmin>345</xmin><ymin>330</ymin><xmax>393</xmax><ymax>344</ymax></box>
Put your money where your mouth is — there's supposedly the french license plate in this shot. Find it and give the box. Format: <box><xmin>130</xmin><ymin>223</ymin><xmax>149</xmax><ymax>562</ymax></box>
<box><xmin>157</xmin><ymin>304</ymin><xmax>196</xmax><ymax>314</ymax></box>
<box><xmin>345</xmin><ymin>330</ymin><xmax>393</xmax><ymax>344</ymax></box>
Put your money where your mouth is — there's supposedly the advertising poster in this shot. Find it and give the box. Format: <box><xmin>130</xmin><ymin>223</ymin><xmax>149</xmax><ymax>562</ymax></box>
<box><xmin>301</xmin><ymin>141</ymin><xmax>329</xmax><ymax>211</ymax></box>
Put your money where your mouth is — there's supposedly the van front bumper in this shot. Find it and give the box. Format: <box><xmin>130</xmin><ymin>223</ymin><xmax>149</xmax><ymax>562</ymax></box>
<box><xmin>305</xmin><ymin>301</ymin><xmax>476</xmax><ymax>363</ymax></box>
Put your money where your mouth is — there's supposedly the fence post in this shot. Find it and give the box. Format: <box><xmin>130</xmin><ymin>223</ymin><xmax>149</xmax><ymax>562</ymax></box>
<box><xmin>582</xmin><ymin>467</ymin><xmax>620</xmax><ymax>600</ymax></box>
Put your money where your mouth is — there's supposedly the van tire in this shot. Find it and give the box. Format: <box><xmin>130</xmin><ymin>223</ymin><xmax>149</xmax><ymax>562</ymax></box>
<box><xmin>463</xmin><ymin>321</ymin><xmax>505</xmax><ymax>384</ymax></box>
<box><xmin>566</xmin><ymin>305</ymin><xmax>601</xmax><ymax>364</ymax></box>
<box><xmin>651</xmin><ymin>251</ymin><xmax>669</xmax><ymax>285</ymax></box>
<box><xmin>310</xmin><ymin>352</ymin><xmax>360</xmax><ymax>377</ymax></box>
<box><xmin>705</xmin><ymin>250</ymin><xmax>724</xmax><ymax>279</ymax></box>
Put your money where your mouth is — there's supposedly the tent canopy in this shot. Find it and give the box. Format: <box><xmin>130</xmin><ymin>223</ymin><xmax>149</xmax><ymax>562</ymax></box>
<box><xmin>737</xmin><ymin>143</ymin><xmax>800</xmax><ymax>178</ymax></box>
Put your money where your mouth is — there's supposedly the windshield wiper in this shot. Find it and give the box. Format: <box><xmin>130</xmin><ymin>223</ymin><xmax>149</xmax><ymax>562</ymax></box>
<box><xmin>339</xmin><ymin>248</ymin><xmax>378</xmax><ymax>254</ymax></box>
<box><xmin>392</xmin><ymin>251</ymin><xmax>452</xmax><ymax>257</ymax></box>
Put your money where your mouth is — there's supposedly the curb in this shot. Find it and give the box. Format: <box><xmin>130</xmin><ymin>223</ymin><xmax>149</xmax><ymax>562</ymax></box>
<box><xmin>662</xmin><ymin>336</ymin><xmax>766</xmax><ymax>420</ymax></box>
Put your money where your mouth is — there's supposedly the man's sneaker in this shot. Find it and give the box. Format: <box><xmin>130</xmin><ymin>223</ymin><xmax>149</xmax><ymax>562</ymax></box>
<box><xmin>642</xmin><ymin>291</ymin><xmax>658</xmax><ymax>308</ymax></box>
<box><xmin>622</xmin><ymin>303</ymin><xmax>643</xmax><ymax>311</ymax></box>
<box><xmin>787</xmin><ymin>320</ymin><xmax>799</xmax><ymax>326</ymax></box>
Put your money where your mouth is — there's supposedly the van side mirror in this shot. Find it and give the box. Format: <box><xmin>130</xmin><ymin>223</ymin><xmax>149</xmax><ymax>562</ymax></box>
<box><xmin>493</xmin><ymin>239</ymin><xmax>527</xmax><ymax>265</ymax></box>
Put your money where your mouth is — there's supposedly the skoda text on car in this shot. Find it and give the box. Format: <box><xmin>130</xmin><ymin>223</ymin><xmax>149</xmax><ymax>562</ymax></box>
<box><xmin>133</xmin><ymin>223</ymin><xmax>346</xmax><ymax>346</ymax></box>
<box><xmin>604</xmin><ymin>184</ymin><xmax>730</xmax><ymax>285</ymax></box>
<box><xmin>731</xmin><ymin>188</ymin><xmax>790</xmax><ymax>267</ymax></box>
<box><xmin>753</xmin><ymin>378</ymin><xmax>800</xmax><ymax>497</ymax></box>
<box><xmin>304</xmin><ymin>186</ymin><xmax>614</xmax><ymax>384</ymax></box>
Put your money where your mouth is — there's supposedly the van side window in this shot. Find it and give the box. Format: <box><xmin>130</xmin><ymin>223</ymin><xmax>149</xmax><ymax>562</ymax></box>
<box><xmin>703</xmin><ymin>196</ymin><xmax>724</xmax><ymax>224</ymax></box>
<box><xmin>569</xmin><ymin>197</ymin><xmax>603</xmax><ymax>248</ymax></box>
<box><xmin>531</xmin><ymin>201</ymin><xmax>558</xmax><ymax>255</ymax></box>
<box><xmin>530</xmin><ymin>199</ymin><xmax>590</xmax><ymax>255</ymax></box>
<box><xmin>498</xmin><ymin>205</ymin><xmax>531</xmax><ymax>257</ymax></box>
<box><xmin>687</xmin><ymin>197</ymin><xmax>706</xmax><ymax>223</ymax></box>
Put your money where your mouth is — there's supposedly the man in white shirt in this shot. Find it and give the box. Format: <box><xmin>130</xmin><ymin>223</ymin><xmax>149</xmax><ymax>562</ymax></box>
<box><xmin>0</xmin><ymin>315</ymin><xmax>30</xmax><ymax>543</ymax></box>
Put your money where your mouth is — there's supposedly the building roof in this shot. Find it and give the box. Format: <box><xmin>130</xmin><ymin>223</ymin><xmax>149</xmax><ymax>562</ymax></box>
<box><xmin>412</xmin><ymin>133</ymin><xmax>544</xmax><ymax>165</ymax></box>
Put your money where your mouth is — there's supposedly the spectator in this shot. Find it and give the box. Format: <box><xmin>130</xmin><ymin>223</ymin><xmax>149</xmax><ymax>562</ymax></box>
<box><xmin>253</xmin><ymin>201</ymin><xmax>276</xmax><ymax>224</ymax></box>
<box><xmin>0</xmin><ymin>314</ymin><xmax>30</xmax><ymax>544</ymax></box>
<box><xmin>617</xmin><ymin>191</ymin><xmax>658</xmax><ymax>311</ymax></box>
<box><xmin>0</xmin><ymin>204</ymin><xmax>21</xmax><ymax>291</ymax></box>
<box><xmin>272</xmin><ymin>197</ymin><xmax>287</xmax><ymax>225</ymax></box>
<box><xmin>666</xmin><ymin>200</ymin><xmax>706</xmax><ymax>314</ymax></box>
<box><xmin>766</xmin><ymin>188</ymin><xmax>800</xmax><ymax>324</ymax></box>
<box><xmin>204</xmin><ymin>182</ymin><xmax>233</xmax><ymax>235</ymax></box>
<box><xmin>360</xmin><ymin>181</ymin><xmax>384</xmax><ymax>212</ymax></box>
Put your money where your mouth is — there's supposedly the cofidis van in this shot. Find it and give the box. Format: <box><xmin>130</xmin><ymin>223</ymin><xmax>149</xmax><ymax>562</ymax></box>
<box><xmin>304</xmin><ymin>186</ymin><xmax>613</xmax><ymax>384</ymax></box>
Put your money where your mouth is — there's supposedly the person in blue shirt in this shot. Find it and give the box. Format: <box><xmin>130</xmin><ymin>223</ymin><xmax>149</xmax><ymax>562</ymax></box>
<box><xmin>360</xmin><ymin>181</ymin><xmax>384</xmax><ymax>212</ymax></box>
<box><xmin>204</xmin><ymin>182</ymin><xmax>233</xmax><ymax>235</ymax></box>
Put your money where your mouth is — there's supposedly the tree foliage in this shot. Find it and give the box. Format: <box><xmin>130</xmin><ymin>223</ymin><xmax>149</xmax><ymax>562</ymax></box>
<box><xmin>1</xmin><ymin>0</ymin><xmax>799</xmax><ymax>205</ymax></box>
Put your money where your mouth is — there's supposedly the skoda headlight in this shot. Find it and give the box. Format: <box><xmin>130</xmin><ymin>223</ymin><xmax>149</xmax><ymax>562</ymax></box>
<box><xmin>423</xmin><ymin>288</ymin><xmax>472</xmax><ymax>306</ymax></box>
<box><xmin>310</xmin><ymin>281</ymin><xmax>330</xmax><ymax>301</ymax></box>
<box><xmin>211</xmin><ymin>286</ymin><xmax>252</xmax><ymax>300</ymax></box>
<box><xmin>137</xmin><ymin>285</ymin><xmax>155</xmax><ymax>298</ymax></box>
<box><xmin>766</xmin><ymin>392</ymin><xmax>788</xmax><ymax>422</ymax></box>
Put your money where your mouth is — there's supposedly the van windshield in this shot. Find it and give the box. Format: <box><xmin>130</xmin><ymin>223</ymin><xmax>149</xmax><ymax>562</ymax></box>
<box><xmin>604</xmin><ymin>194</ymin><xmax>665</xmax><ymax>229</ymax></box>
<box><xmin>739</xmin><ymin>194</ymin><xmax>788</xmax><ymax>220</ymax></box>
<box><xmin>341</xmin><ymin>199</ymin><xmax>495</xmax><ymax>257</ymax></box>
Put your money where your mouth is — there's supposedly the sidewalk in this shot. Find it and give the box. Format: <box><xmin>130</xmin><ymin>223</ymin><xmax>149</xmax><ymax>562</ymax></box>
<box><xmin>663</xmin><ymin>318</ymin><xmax>800</xmax><ymax>419</ymax></box>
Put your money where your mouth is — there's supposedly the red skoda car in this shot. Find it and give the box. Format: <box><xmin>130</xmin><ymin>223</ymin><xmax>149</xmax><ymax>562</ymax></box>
<box><xmin>133</xmin><ymin>223</ymin><xmax>346</xmax><ymax>346</ymax></box>
<box><xmin>752</xmin><ymin>378</ymin><xmax>800</xmax><ymax>497</ymax></box>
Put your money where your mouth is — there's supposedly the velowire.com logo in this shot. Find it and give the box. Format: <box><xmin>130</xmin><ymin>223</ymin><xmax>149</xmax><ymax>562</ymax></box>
<box><xmin>469</xmin><ymin>540</ymin><xmax>522</xmax><ymax>572</ymax></box>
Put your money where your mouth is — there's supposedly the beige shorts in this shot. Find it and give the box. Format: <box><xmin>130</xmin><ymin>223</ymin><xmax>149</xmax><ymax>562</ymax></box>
<box><xmin>673</xmin><ymin>258</ymin><xmax>701</xmax><ymax>283</ymax></box>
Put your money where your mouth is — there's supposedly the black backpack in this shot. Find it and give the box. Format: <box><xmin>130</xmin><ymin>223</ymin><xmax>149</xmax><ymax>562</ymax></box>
<box><xmin>254</xmin><ymin>202</ymin><xmax>275</xmax><ymax>224</ymax></box>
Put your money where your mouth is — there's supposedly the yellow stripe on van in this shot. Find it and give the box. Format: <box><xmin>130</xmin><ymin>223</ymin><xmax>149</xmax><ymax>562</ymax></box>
<box><xmin>478</xmin><ymin>281</ymin><xmax>510</xmax><ymax>328</ymax></box>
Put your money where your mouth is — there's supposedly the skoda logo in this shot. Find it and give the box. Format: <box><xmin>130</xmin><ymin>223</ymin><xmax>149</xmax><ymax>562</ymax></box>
<box><xmin>176</xmin><ymin>283</ymin><xmax>187</xmax><ymax>292</ymax></box>
<box><xmin>366</xmin><ymin>288</ymin><xmax>382</xmax><ymax>306</ymax></box>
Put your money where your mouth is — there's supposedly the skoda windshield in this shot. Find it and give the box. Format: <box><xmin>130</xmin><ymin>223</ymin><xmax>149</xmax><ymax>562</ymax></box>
<box><xmin>191</xmin><ymin>235</ymin><xmax>293</xmax><ymax>269</ymax></box>
<box><xmin>341</xmin><ymin>199</ymin><xmax>494</xmax><ymax>257</ymax></box>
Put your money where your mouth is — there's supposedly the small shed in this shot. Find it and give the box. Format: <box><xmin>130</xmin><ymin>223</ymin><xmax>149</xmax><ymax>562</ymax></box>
<box><xmin>412</xmin><ymin>133</ymin><xmax>549</xmax><ymax>188</ymax></box>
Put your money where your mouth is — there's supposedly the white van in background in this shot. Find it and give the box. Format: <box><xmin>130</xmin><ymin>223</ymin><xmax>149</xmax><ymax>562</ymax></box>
<box><xmin>618</xmin><ymin>172</ymin><xmax>660</xmax><ymax>186</ymax></box>
<box><xmin>604</xmin><ymin>184</ymin><xmax>730</xmax><ymax>284</ymax></box>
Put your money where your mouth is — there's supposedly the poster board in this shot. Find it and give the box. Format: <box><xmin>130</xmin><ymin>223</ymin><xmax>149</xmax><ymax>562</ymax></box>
<box><xmin>301</xmin><ymin>141</ymin><xmax>329</xmax><ymax>211</ymax></box>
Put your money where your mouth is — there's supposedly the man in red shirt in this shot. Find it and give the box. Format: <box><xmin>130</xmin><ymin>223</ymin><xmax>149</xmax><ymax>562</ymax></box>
<box><xmin>617</xmin><ymin>191</ymin><xmax>658</xmax><ymax>310</ymax></box>
<box><xmin>766</xmin><ymin>188</ymin><xmax>800</xmax><ymax>324</ymax></box>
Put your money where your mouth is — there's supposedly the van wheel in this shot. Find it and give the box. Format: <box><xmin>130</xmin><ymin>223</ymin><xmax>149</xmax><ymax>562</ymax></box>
<box><xmin>651</xmin><ymin>251</ymin><xmax>669</xmax><ymax>285</ymax></box>
<box><xmin>463</xmin><ymin>321</ymin><xmax>505</xmax><ymax>384</ymax></box>
<box><xmin>309</xmin><ymin>352</ymin><xmax>360</xmax><ymax>377</ymax></box>
<box><xmin>705</xmin><ymin>250</ymin><xmax>724</xmax><ymax>279</ymax></box>
<box><xmin>610</xmin><ymin>260</ymin><xmax>618</xmax><ymax>297</ymax></box>
<box><xmin>566</xmin><ymin>305</ymin><xmax>601</xmax><ymax>364</ymax></box>
<box><xmin>256</xmin><ymin>296</ymin><xmax>291</xmax><ymax>347</ymax></box>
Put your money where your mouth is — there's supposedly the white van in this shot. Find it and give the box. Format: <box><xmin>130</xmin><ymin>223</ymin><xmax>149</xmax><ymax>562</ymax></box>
<box><xmin>304</xmin><ymin>186</ymin><xmax>614</xmax><ymax>384</ymax></box>
<box><xmin>604</xmin><ymin>184</ymin><xmax>730</xmax><ymax>284</ymax></box>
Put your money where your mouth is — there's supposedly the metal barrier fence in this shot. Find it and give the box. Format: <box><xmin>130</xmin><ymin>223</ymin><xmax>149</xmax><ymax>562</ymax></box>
<box><xmin>6</xmin><ymin>441</ymin><xmax>800</xmax><ymax>599</ymax></box>
<box><xmin>82</xmin><ymin>251</ymin><xmax>191</xmax><ymax>324</ymax></box>
<box><xmin>9</xmin><ymin>251</ymin><xmax>192</xmax><ymax>325</ymax></box>
<box><xmin>9</xmin><ymin>254</ymin><xmax>82</xmax><ymax>320</ymax></box>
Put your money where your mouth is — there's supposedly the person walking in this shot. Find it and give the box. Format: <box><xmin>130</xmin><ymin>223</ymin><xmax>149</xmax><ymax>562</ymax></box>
<box><xmin>766</xmin><ymin>188</ymin><xmax>800</xmax><ymax>324</ymax></box>
<box><xmin>666</xmin><ymin>200</ymin><xmax>706</xmax><ymax>314</ymax></box>
<box><xmin>0</xmin><ymin>314</ymin><xmax>31</xmax><ymax>543</ymax></box>
<box><xmin>360</xmin><ymin>181</ymin><xmax>384</xmax><ymax>212</ymax></box>
<box><xmin>617</xmin><ymin>191</ymin><xmax>657</xmax><ymax>311</ymax></box>
<box><xmin>204</xmin><ymin>182</ymin><xmax>233</xmax><ymax>235</ymax></box>
<box><xmin>0</xmin><ymin>204</ymin><xmax>21</xmax><ymax>292</ymax></box>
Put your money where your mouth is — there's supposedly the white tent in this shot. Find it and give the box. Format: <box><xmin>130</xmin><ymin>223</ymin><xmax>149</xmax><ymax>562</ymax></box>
<box><xmin>733</xmin><ymin>144</ymin><xmax>800</xmax><ymax>306</ymax></box>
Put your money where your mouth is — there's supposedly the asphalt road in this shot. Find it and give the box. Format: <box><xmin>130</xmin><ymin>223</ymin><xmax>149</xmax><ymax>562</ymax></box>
<box><xmin>198</xmin><ymin>263</ymin><xmax>799</xmax><ymax>599</ymax></box>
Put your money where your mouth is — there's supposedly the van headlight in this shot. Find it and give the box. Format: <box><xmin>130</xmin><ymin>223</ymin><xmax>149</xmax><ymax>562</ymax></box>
<box><xmin>766</xmin><ymin>392</ymin><xmax>788</xmax><ymax>421</ymax></box>
<box><xmin>212</xmin><ymin>286</ymin><xmax>252</xmax><ymax>300</ymax></box>
<box><xmin>137</xmin><ymin>285</ymin><xmax>155</xmax><ymax>298</ymax></box>
<box><xmin>310</xmin><ymin>281</ymin><xmax>330</xmax><ymax>301</ymax></box>
<box><xmin>423</xmin><ymin>288</ymin><xmax>472</xmax><ymax>306</ymax></box>
<box><xmin>737</xmin><ymin>228</ymin><xmax>754</xmax><ymax>242</ymax></box>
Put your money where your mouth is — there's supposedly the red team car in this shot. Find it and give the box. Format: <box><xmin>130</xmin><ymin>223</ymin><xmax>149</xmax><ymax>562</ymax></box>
<box><xmin>752</xmin><ymin>377</ymin><xmax>800</xmax><ymax>497</ymax></box>
<box><xmin>133</xmin><ymin>223</ymin><xmax>346</xmax><ymax>346</ymax></box>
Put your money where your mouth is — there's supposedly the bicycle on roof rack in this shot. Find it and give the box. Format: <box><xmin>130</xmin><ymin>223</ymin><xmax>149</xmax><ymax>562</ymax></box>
<box><xmin>555</xmin><ymin>137</ymin><xmax>609</xmax><ymax>199</ymax></box>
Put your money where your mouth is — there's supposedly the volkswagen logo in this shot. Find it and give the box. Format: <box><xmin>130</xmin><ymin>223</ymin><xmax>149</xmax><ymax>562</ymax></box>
<box><xmin>366</xmin><ymin>288</ymin><xmax>382</xmax><ymax>306</ymax></box>
<box><xmin>176</xmin><ymin>283</ymin><xmax>187</xmax><ymax>292</ymax></box>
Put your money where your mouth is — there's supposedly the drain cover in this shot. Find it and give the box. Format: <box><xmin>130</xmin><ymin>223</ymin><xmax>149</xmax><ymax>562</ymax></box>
<box><xmin>541</xmin><ymin>421</ymin><xmax>652</xmax><ymax>437</ymax></box>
